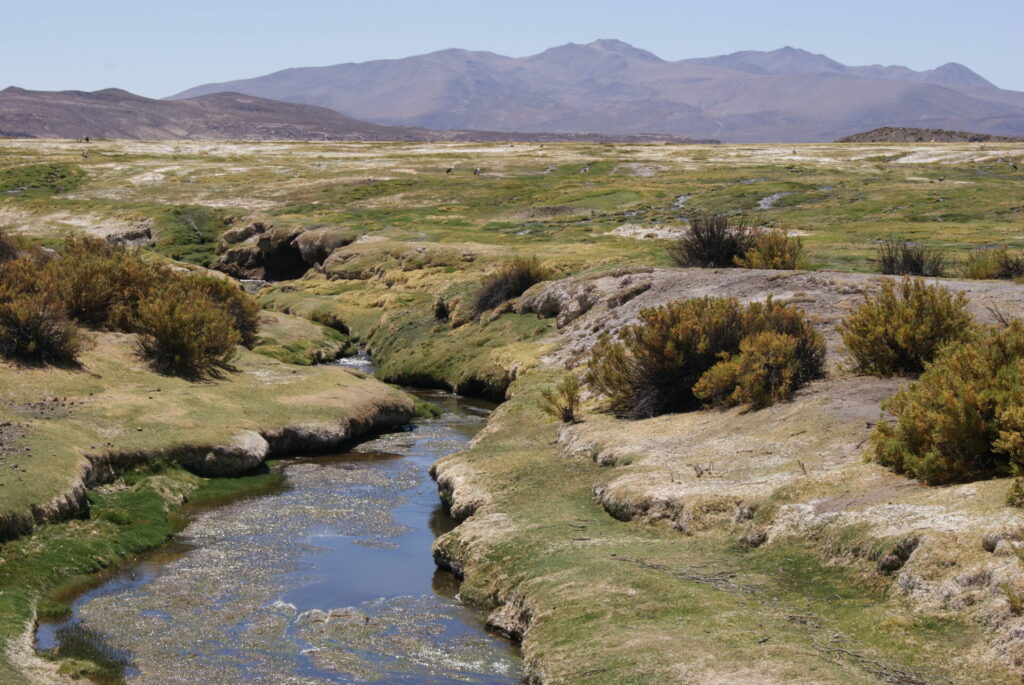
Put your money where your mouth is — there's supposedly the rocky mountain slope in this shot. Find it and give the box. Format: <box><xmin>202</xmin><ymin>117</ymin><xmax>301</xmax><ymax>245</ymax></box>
<box><xmin>172</xmin><ymin>40</ymin><xmax>1024</xmax><ymax>142</ymax></box>
<box><xmin>0</xmin><ymin>86</ymin><xmax>707</xmax><ymax>142</ymax></box>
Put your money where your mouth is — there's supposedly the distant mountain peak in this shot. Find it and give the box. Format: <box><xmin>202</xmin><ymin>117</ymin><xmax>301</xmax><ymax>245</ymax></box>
<box><xmin>925</xmin><ymin>62</ymin><xmax>994</xmax><ymax>88</ymax></box>
<box><xmin>585</xmin><ymin>39</ymin><xmax>664</xmax><ymax>61</ymax></box>
<box><xmin>167</xmin><ymin>41</ymin><xmax>1023</xmax><ymax>142</ymax></box>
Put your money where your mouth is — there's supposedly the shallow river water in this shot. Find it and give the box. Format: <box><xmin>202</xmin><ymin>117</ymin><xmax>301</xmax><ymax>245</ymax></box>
<box><xmin>36</xmin><ymin>367</ymin><xmax>521</xmax><ymax>683</ymax></box>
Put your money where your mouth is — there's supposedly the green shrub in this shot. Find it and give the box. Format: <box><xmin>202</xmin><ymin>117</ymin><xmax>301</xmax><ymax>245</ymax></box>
<box><xmin>134</xmin><ymin>280</ymin><xmax>240</xmax><ymax>377</ymax></box>
<box><xmin>963</xmin><ymin>247</ymin><xmax>1024</xmax><ymax>280</ymax></box>
<box><xmin>0</xmin><ymin>291</ymin><xmax>82</xmax><ymax>364</ymax></box>
<box><xmin>192</xmin><ymin>276</ymin><xmax>261</xmax><ymax>347</ymax></box>
<box><xmin>876</xmin><ymin>238</ymin><xmax>947</xmax><ymax>277</ymax></box>
<box><xmin>472</xmin><ymin>256</ymin><xmax>549</xmax><ymax>317</ymax></box>
<box><xmin>667</xmin><ymin>212</ymin><xmax>760</xmax><ymax>268</ymax></box>
<box><xmin>586</xmin><ymin>297</ymin><xmax>824</xmax><ymax>418</ymax></box>
<box><xmin>43</xmin><ymin>235</ymin><xmax>164</xmax><ymax>329</ymax></box>
<box><xmin>541</xmin><ymin>374</ymin><xmax>582</xmax><ymax>423</ymax></box>
<box><xmin>871</xmin><ymin>323</ymin><xmax>1024</xmax><ymax>484</ymax></box>
<box><xmin>734</xmin><ymin>229</ymin><xmax>803</xmax><ymax>270</ymax></box>
<box><xmin>694</xmin><ymin>331</ymin><xmax>803</xmax><ymax>408</ymax></box>
<box><xmin>0</xmin><ymin>163</ymin><xmax>84</xmax><ymax>196</ymax></box>
<box><xmin>839</xmin><ymin>278</ymin><xmax>974</xmax><ymax>376</ymax></box>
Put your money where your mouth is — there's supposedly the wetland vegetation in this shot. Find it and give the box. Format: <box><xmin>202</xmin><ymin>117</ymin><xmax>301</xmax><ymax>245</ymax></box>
<box><xmin>2</xmin><ymin>138</ymin><xmax>1024</xmax><ymax>683</ymax></box>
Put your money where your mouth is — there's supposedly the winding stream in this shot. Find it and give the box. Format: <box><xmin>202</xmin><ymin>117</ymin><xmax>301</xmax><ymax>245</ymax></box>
<box><xmin>35</xmin><ymin>359</ymin><xmax>521</xmax><ymax>683</ymax></box>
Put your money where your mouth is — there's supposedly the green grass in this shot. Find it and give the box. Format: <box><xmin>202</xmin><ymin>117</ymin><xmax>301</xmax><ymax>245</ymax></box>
<box><xmin>430</xmin><ymin>371</ymin><xmax>1015</xmax><ymax>683</ymax></box>
<box><xmin>0</xmin><ymin>163</ymin><xmax>84</xmax><ymax>196</ymax></box>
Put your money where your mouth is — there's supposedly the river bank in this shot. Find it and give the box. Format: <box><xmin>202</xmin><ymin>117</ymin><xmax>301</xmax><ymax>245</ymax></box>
<box><xmin>0</xmin><ymin>335</ymin><xmax>415</xmax><ymax>683</ymax></box>
<box><xmin>32</xmin><ymin>388</ymin><xmax>520</xmax><ymax>683</ymax></box>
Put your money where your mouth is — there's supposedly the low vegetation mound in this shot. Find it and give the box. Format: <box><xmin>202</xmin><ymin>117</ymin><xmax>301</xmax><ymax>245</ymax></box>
<box><xmin>839</xmin><ymin>277</ymin><xmax>974</xmax><ymax>376</ymax></box>
<box><xmin>837</xmin><ymin>127</ymin><xmax>1024</xmax><ymax>143</ymax></box>
<box><xmin>734</xmin><ymin>228</ymin><xmax>804</xmax><ymax>270</ymax></box>
<box><xmin>586</xmin><ymin>296</ymin><xmax>824</xmax><ymax>418</ymax></box>
<box><xmin>964</xmin><ymin>247</ymin><xmax>1024</xmax><ymax>281</ymax></box>
<box><xmin>873</xmin><ymin>322</ymin><xmax>1024</xmax><ymax>484</ymax></box>
<box><xmin>876</xmin><ymin>238</ymin><xmax>947</xmax><ymax>277</ymax></box>
<box><xmin>0</xmin><ymin>235</ymin><xmax>259</xmax><ymax>376</ymax></box>
<box><xmin>0</xmin><ymin>162</ymin><xmax>84</xmax><ymax>196</ymax></box>
<box><xmin>472</xmin><ymin>256</ymin><xmax>550</xmax><ymax>317</ymax></box>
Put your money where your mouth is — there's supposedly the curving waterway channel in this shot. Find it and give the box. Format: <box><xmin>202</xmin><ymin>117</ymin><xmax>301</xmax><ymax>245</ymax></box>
<box><xmin>35</xmin><ymin>355</ymin><xmax>522</xmax><ymax>683</ymax></box>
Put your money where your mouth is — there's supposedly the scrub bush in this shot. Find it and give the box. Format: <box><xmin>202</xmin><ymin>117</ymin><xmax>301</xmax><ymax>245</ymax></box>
<box><xmin>667</xmin><ymin>212</ymin><xmax>760</xmax><ymax>268</ymax></box>
<box><xmin>735</xmin><ymin>229</ymin><xmax>803</xmax><ymax>270</ymax></box>
<box><xmin>0</xmin><ymin>291</ymin><xmax>82</xmax><ymax>364</ymax></box>
<box><xmin>963</xmin><ymin>247</ymin><xmax>1024</xmax><ymax>280</ymax></box>
<box><xmin>872</xmin><ymin>322</ymin><xmax>1024</xmax><ymax>484</ymax></box>
<box><xmin>191</xmin><ymin>275</ymin><xmax>261</xmax><ymax>347</ymax></box>
<box><xmin>134</xmin><ymin>280</ymin><xmax>240</xmax><ymax>378</ymax></box>
<box><xmin>839</xmin><ymin>278</ymin><xmax>974</xmax><ymax>376</ymax></box>
<box><xmin>587</xmin><ymin>296</ymin><xmax>824</xmax><ymax>418</ymax></box>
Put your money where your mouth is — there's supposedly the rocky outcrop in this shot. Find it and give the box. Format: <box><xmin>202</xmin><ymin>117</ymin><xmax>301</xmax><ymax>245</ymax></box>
<box><xmin>516</xmin><ymin>269</ymin><xmax>652</xmax><ymax>329</ymax></box>
<box><xmin>213</xmin><ymin>222</ymin><xmax>360</xmax><ymax>281</ymax></box>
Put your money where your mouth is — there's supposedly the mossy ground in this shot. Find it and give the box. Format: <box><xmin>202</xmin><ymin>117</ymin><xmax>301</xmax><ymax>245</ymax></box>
<box><xmin>251</xmin><ymin>309</ymin><xmax>356</xmax><ymax>365</ymax></box>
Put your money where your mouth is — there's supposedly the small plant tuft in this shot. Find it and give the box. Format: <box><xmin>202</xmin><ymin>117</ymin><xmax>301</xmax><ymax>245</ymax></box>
<box><xmin>876</xmin><ymin>238</ymin><xmax>947</xmax><ymax>277</ymax></box>
<box><xmin>839</xmin><ymin>277</ymin><xmax>974</xmax><ymax>376</ymax></box>
<box><xmin>472</xmin><ymin>256</ymin><xmax>549</xmax><ymax>317</ymax></box>
<box><xmin>1003</xmin><ymin>583</ymin><xmax>1024</xmax><ymax>615</ymax></box>
<box><xmin>541</xmin><ymin>375</ymin><xmax>583</xmax><ymax>423</ymax></box>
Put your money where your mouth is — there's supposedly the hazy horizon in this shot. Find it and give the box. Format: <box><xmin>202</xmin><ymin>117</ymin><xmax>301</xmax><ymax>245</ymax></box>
<box><xmin>2</xmin><ymin>0</ymin><xmax>1022</xmax><ymax>98</ymax></box>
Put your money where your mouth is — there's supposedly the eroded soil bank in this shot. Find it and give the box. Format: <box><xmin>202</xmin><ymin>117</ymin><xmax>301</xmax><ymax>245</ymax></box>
<box><xmin>35</xmin><ymin>388</ymin><xmax>521</xmax><ymax>684</ymax></box>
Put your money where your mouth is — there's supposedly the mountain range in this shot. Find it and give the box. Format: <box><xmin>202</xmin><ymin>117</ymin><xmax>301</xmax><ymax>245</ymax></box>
<box><xmin>172</xmin><ymin>40</ymin><xmax>1024</xmax><ymax>142</ymax></box>
<box><xmin>0</xmin><ymin>86</ymin><xmax>703</xmax><ymax>143</ymax></box>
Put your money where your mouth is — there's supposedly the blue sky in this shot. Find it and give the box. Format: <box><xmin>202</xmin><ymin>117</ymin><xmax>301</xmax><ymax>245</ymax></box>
<box><xmin>2</xmin><ymin>0</ymin><xmax>1021</xmax><ymax>97</ymax></box>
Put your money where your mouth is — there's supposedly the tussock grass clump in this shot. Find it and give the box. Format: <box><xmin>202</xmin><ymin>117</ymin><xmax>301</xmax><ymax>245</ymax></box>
<box><xmin>735</xmin><ymin>229</ymin><xmax>804</xmax><ymax>270</ymax></box>
<box><xmin>872</xmin><ymin>322</ymin><xmax>1024</xmax><ymax>484</ymax></box>
<box><xmin>135</xmin><ymin>280</ymin><xmax>240</xmax><ymax>378</ymax></box>
<box><xmin>667</xmin><ymin>212</ymin><xmax>760</xmax><ymax>268</ymax></box>
<box><xmin>963</xmin><ymin>247</ymin><xmax>1024</xmax><ymax>281</ymax></box>
<box><xmin>876</xmin><ymin>238</ymin><xmax>947</xmax><ymax>277</ymax></box>
<box><xmin>541</xmin><ymin>374</ymin><xmax>582</xmax><ymax>423</ymax></box>
<box><xmin>586</xmin><ymin>297</ymin><xmax>824</xmax><ymax>418</ymax></box>
<box><xmin>473</xmin><ymin>256</ymin><xmax>549</xmax><ymax>317</ymax></box>
<box><xmin>839</xmin><ymin>277</ymin><xmax>974</xmax><ymax>376</ymax></box>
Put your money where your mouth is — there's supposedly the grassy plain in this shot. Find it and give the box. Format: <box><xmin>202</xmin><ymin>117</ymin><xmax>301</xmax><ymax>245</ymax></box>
<box><xmin>2</xmin><ymin>138</ymin><xmax>1024</xmax><ymax>682</ymax></box>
